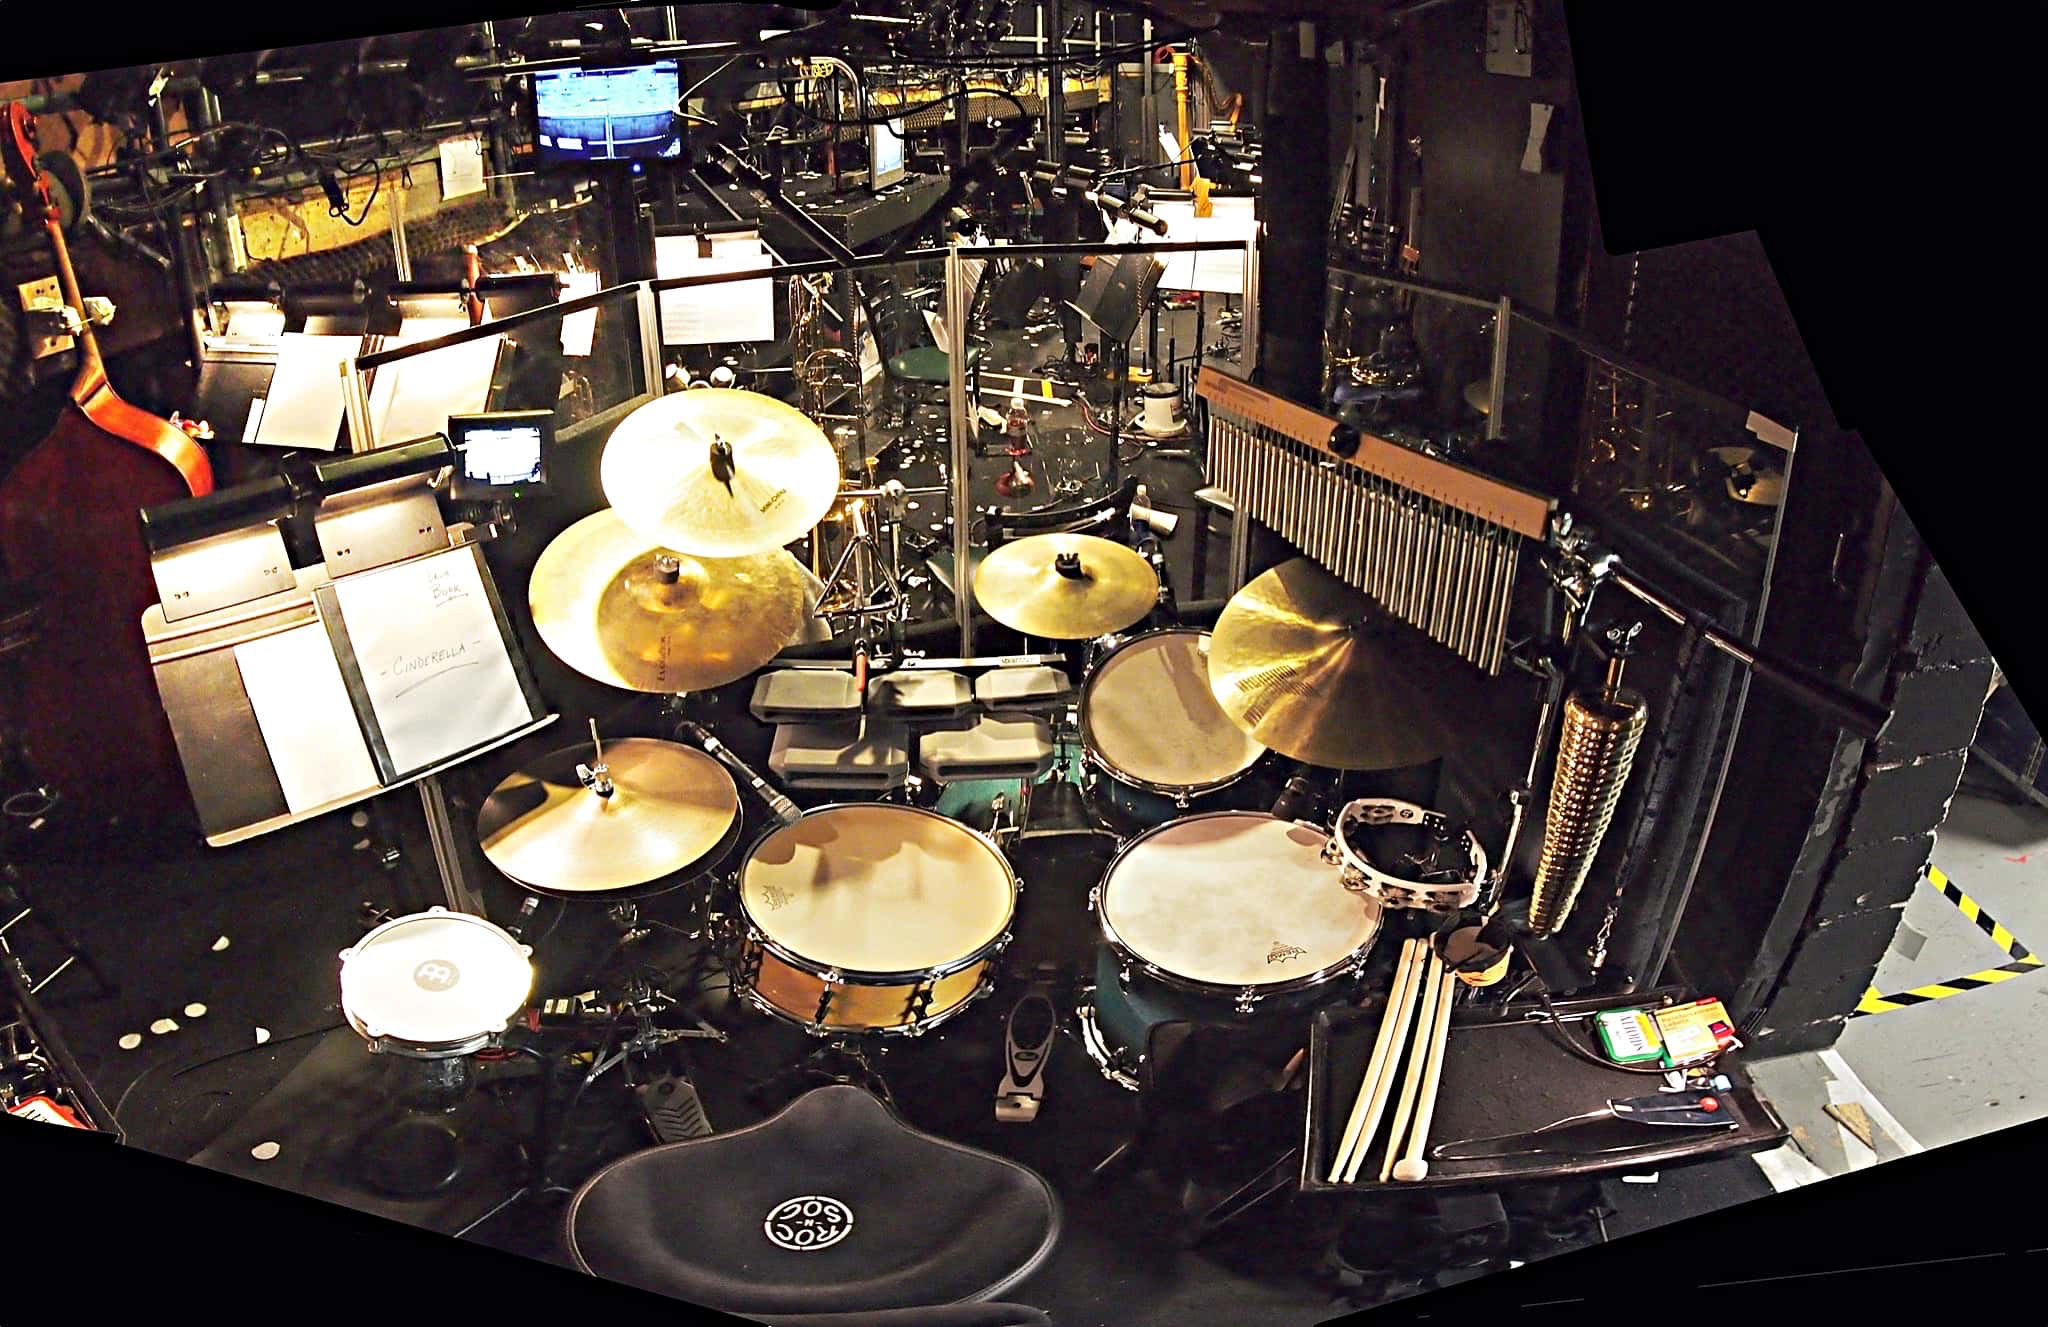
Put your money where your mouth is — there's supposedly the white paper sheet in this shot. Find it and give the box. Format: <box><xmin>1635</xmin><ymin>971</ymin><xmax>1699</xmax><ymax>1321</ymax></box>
<box><xmin>234</xmin><ymin>623</ymin><xmax>381</xmax><ymax>813</ymax></box>
<box><xmin>251</xmin><ymin>333</ymin><xmax>360</xmax><ymax>449</ymax></box>
<box><xmin>1153</xmin><ymin>197</ymin><xmax>1257</xmax><ymax>295</ymax></box>
<box><xmin>364</xmin><ymin>322</ymin><xmax>504</xmax><ymax>447</ymax></box>
<box><xmin>331</xmin><ymin>549</ymin><xmax>532</xmax><ymax>777</ymax></box>
<box><xmin>558</xmin><ymin>270</ymin><xmax>601</xmax><ymax>357</ymax></box>
<box><xmin>656</xmin><ymin>231</ymin><xmax>775</xmax><ymax>345</ymax></box>
<box><xmin>439</xmin><ymin>135</ymin><xmax>487</xmax><ymax>200</ymax></box>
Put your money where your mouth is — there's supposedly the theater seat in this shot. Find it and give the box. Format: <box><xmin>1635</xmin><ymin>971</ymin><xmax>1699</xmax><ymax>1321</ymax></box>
<box><xmin>564</xmin><ymin>1085</ymin><xmax>1061</xmax><ymax>1319</ymax></box>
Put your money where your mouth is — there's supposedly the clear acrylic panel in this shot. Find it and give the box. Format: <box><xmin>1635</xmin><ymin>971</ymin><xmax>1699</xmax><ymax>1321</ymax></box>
<box><xmin>1501</xmin><ymin>311</ymin><xmax>1792</xmax><ymax>602</ymax></box>
<box><xmin>348</xmin><ymin>281</ymin><xmax>650</xmax><ymax>451</ymax></box>
<box><xmin>1320</xmin><ymin>268</ymin><xmax>1498</xmax><ymax>462</ymax></box>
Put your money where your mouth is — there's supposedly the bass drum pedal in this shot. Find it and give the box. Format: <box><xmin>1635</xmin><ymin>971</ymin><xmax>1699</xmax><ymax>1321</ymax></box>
<box><xmin>995</xmin><ymin>966</ymin><xmax>1060</xmax><ymax>1124</ymax></box>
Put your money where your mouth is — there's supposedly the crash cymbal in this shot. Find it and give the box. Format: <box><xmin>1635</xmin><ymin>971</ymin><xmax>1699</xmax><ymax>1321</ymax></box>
<box><xmin>531</xmin><ymin>508</ymin><xmax>807</xmax><ymax>693</ymax></box>
<box><xmin>478</xmin><ymin>737</ymin><xmax>741</xmax><ymax>895</ymax></box>
<box><xmin>1208</xmin><ymin>557</ymin><xmax>1479</xmax><ymax>770</ymax></box>
<box><xmin>973</xmin><ymin>533</ymin><xmax>1158</xmax><ymax>640</ymax></box>
<box><xmin>601</xmin><ymin>389</ymin><xmax>841</xmax><ymax>557</ymax></box>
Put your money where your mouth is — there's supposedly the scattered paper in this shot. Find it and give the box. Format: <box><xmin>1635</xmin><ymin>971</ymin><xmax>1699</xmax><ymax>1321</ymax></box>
<box><xmin>255</xmin><ymin>1028</ymin><xmax>271</xmax><ymax>1044</ymax></box>
<box><xmin>1521</xmin><ymin>103</ymin><xmax>1554</xmax><ymax>174</ymax></box>
<box><xmin>234</xmin><ymin>624</ymin><xmax>381</xmax><ymax>814</ymax></box>
<box><xmin>1825</xmin><ymin>1101</ymin><xmax>1877</xmax><ymax>1152</ymax></box>
<box><xmin>439</xmin><ymin>135</ymin><xmax>487</xmax><ymax>201</ymax></box>
<box><xmin>330</xmin><ymin>548</ymin><xmax>532</xmax><ymax>777</ymax></box>
<box><xmin>184</xmin><ymin>1003</ymin><xmax>208</xmax><ymax>1019</ymax></box>
<box><xmin>118</xmin><ymin>1034</ymin><xmax>142</xmax><ymax>1051</ymax></box>
<box><xmin>212</xmin><ymin>936</ymin><xmax>231</xmax><ymax>952</ymax></box>
<box><xmin>150</xmin><ymin>1019</ymin><xmax>179</xmax><ymax>1035</ymax></box>
<box><xmin>251</xmin><ymin>1142</ymin><xmax>281</xmax><ymax>1161</ymax></box>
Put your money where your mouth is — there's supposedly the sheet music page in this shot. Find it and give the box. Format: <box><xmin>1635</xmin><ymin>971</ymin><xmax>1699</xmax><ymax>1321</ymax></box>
<box><xmin>656</xmin><ymin>231</ymin><xmax>775</xmax><ymax>345</ymax></box>
<box><xmin>364</xmin><ymin>323</ymin><xmax>504</xmax><ymax>447</ymax></box>
<box><xmin>331</xmin><ymin>549</ymin><xmax>533</xmax><ymax>776</ymax></box>
<box><xmin>439</xmin><ymin>135</ymin><xmax>487</xmax><ymax>200</ymax></box>
<box><xmin>251</xmin><ymin>333</ymin><xmax>360</xmax><ymax>449</ymax></box>
<box><xmin>234</xmin><ymin>623</ymin><xmax>381</xmax><ymax>813</ymax></box>
<box><xmin>1154</xmin><ymin>197</ymin><xmax>1257</xmax><ymax>295</ymax></box>
<box><xmin>558</xmin><ymin>269</ymin><xmax>601</xmax><ymax>356</ymax></box>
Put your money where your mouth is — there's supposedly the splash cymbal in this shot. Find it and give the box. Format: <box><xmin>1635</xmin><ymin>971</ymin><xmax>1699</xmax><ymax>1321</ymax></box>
<box><xmin>530</xmin><ymin>508</ymin><xmax>807</xmax><ymax>694</ymax></box>
<box><xmin>477</xmin><ymin>737</ymin><xmax>740</xmax><ymax>895</ymax></box>
<box><xmin>1208</xmin><ymin>557</ymin><xmax>1476</xmax><ymax>770</ymax></box>
<box><xmin>600</xmin><ymin>389</ymin><xmax>840</xmax><ymax>557</ymax></box>
<box><xmin>973</xmin><ymin>533</ymin><xmax>1158</xmax><ymax>640</ymax></box>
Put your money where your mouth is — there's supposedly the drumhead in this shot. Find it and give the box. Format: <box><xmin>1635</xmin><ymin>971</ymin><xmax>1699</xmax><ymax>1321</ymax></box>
<box><xmin>1099</xmin><ymin>813</ymin><xmax>1380</xmax><ymax>988</ymax></box>
<box><xmin>340</xmin><ymin>909</ymin><xmax>534</xmax><ymax>1045</ymax></box>
<box><xmin>1082</xmin><ymin>630</ymin><xmax>1264</xmax><ymax>790</ymax></box>
<box><xmin>739</xmin><ymin>805</ymin><xmax>1016</xmax><ymax>976</ymax></box>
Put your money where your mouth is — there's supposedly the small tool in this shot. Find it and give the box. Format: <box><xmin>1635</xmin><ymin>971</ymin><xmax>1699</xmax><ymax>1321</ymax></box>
<box><xmin>1428</xmin><ymin>1089</ymin><xmax>1735</xmax><ymax>1162</ymax></box>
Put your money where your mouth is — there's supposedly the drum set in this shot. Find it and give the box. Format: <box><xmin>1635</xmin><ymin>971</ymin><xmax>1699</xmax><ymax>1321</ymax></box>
<box><xmin>331</xmin><ymin>385</ymin><xmax>1503</xmax><ymax>1150</ymax></box>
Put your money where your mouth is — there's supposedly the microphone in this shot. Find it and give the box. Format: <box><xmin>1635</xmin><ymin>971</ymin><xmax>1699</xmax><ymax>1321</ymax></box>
<box><xmin>1271</xmin><ymin>774</ymin><xmax>1322</xmax><ymax>824</ymax></box>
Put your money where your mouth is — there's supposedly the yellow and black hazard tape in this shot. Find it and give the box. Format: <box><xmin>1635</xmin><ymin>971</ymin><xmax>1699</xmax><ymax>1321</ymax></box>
<box><xmin>1851</xmin><ymin>866</ymin><xmax>2042</xmax><ymax>1018</ymax></box>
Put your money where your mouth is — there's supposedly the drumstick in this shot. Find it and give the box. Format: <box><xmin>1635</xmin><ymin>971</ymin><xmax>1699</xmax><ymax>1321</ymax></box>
<box><xmin>1325</xmin><ymin>937</ymin><xmax>1422</xmax><ymax>1183</ymax></box>
<box><xmin>1392</xmin><ymin>955</ymin><xmax>1459</xmax><ymax>1182</ymax></box>
<box><xmin>1339</xmin><ymin>940</ymin><xmax>1429</xmax><ymax>1184</ymax></box>
<box><xmin>1375</xmin><ymin>951</ymin><xmax>1448</xmax><ymax>1183</ymax></box>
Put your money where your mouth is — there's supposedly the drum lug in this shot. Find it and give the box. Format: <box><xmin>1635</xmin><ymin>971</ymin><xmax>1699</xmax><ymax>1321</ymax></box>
<box><xmin>1173</xmin><ymin>789</ymin><xmax>1191</xmax><ymax>809</ymax></box>
<box><xmin>1117</xmin><ymin>962</ymin><xmax>1132</xmax><ymax>990</ymax></box>
<box><xmin>1234</xmin><ymin>987</ymin><xmax>1261</xmax><ymax>1017</ymax></box>
<box><xmin>1088</xmin><ymin>884</ymin><xmax>1100</xmax><ymax>912</ymax></box>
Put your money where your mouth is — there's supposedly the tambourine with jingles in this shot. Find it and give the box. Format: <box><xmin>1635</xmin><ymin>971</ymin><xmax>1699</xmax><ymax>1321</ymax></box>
<box><xmin>1321</xmin><ymin>798</ymin><xmax>1488</xmax><ymax>916</ymax></box>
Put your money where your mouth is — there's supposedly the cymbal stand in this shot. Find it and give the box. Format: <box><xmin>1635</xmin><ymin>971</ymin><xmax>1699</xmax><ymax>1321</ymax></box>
<box><xmin>580</xmin><ymin>900</ymin><xmax>727</xmax><ymax>1087</ymax></box>
<box><xmin>814</xmin><ymin>482</ymin><xmax>950</xmax><ymax>664</ymax></box>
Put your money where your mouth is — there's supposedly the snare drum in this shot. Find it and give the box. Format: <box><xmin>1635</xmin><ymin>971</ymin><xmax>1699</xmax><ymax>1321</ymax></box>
<box><xmin>732</xmin><ymin>804</ymin><xmax>1019</xmax><ymax>1035</ymax></box>
<box><xmin>1079</xmin><ymin>629</ymin><xmax>1267</xmax><ymax>828</ymax></box>
<box><xmin>339</xmin><ymin>908</ymin><xmax>535</xmax><ymax>1059</ymax></box>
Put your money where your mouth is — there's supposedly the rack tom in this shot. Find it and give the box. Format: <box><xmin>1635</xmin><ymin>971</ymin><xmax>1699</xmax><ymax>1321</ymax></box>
<box><xmin>1079</xmin><ymin>628</ymin><xmax>1268</xmax><ymax>828</ymax></box>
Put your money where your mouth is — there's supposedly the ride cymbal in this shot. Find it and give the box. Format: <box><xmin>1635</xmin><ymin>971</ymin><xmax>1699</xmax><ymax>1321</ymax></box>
<box><xmin>600</xmin><ymin>389</ymin><xmax>840</xmax><ymax>557</ymax></box>
<box><xmin>478</xmin><ymin>738</ymin><xmax>740</xmax><ymax>894</ymax></box>
<box><xmin>530</xmin><ymin>508</ymin><xmax>807</xmax><ymax>694</ymax></box>
<box><xmin>973</xmin><ymin>533</ymin><xmax>1158</xmax><ymax>640</ymax></box>
<box><xmin>1208</xmin><ymin>557</ymin><xmax>1479</xmax><ymax>770</ymax></box>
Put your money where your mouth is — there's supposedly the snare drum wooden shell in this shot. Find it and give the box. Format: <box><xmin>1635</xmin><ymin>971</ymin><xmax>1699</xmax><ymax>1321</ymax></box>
<box><xmin>734</xmin><ymin>938</ymin><xmax>997</xmax><ymax>1033</ymax></box>
<box><xmin>732</xmin><ymin>804</ymin><xmax>1019</xmax><ymax>1035</ymax></box>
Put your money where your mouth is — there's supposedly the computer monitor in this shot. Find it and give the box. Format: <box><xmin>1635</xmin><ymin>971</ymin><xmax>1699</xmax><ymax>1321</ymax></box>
<box><xmin>532</xmin><ymin>62</ymin><xmax>683</xmax><ymax>164</ymax></box>
<box><xmin>448</xmin><ymin>411</ymin><xmax>552</xmax><ymax>499</ymax></box>
<box><xmin>869</xmin><ymin>117</ymin><xmax>906</xmax><ymax>191</ymax></box>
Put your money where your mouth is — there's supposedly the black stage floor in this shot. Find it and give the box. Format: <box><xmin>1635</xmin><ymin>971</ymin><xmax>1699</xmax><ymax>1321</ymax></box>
<box><xmin>2</xmin><ymin>320</ymin><xmax>1776</xmax><ymax>1324</ymax></box>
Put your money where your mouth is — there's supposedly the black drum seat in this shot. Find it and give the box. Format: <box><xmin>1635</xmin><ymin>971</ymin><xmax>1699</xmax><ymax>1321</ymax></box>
<box><xmin>564</xmin><ymin>1085</ymin><xmax>1061</xmax><ymax>1318</ymax></box>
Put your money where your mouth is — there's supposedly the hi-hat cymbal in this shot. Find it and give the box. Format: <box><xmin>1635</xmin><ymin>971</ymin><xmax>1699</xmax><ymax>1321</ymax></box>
<box><xmin>601</xmin><ymin>389</ymin><xmax>840</xmax><ymax>557</ymax></box>
<box><xmin>973</xmin><ymin>533</ymin><xmax>1158</xmax><ymax>640</ymax></box>
<box><xmin>1208</xmin><ymin>557</ymin><xmax>1479</xmax><ymax>770</ymax></box>
<box><xmin>531</xmin><ymin>508</ymin><xmax>807</xmax><ymax>693</ymax></box>
<box><xmin>478</xmin><ymin>738</ymin><xmax>741</xmax><ymax>895</ymax></box>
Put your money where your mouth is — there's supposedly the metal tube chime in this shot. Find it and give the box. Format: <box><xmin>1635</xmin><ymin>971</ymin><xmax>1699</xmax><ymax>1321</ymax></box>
<box><xmin>1527</xmin><ymin>628</ymin><xmax>1649</xmax><ymax>937</ymax></box>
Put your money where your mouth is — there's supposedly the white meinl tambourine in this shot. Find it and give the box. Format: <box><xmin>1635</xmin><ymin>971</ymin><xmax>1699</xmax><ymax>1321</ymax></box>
<box><xmin>1321</xmin><ymin>798</ymin><xmax>1489</xmax><ymax>916</ymax></box>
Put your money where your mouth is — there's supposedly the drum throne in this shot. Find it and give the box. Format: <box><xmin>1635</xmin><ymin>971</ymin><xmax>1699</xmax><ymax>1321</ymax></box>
<box><xmin>564</xmin><ymin>1083</ymin><xmax>1060</xmax><ymax>1326</ymax></box>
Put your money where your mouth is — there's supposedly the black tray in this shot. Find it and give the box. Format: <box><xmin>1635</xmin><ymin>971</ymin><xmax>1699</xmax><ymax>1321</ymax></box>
<box><xmin>1301</xmin><ymin>985</ymin><xmax>1787</xmax><ymax>1193</ymax></box>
